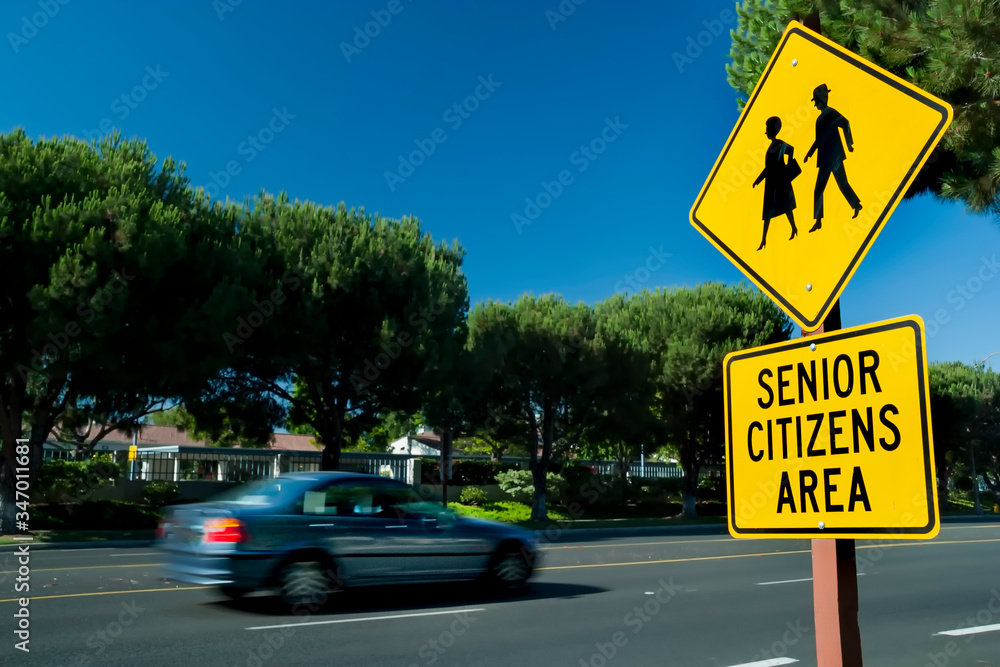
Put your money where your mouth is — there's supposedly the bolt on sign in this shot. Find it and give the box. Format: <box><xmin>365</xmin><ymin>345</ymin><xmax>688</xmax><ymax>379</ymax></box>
<box><xmin>723</xmin><ymin>316</ymin><xmax>938</xmax><ymax>539</ymax></box>
<box><xmin>689</xmin><ymin>21</ymin><xmax>953</xmax><ymax>331</ymax></box>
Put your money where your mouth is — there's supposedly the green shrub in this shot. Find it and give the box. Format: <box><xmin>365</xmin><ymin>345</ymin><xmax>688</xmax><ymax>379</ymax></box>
<box><xmin>634</xmin><ymin>477</ymin><xmax>685</xmax><ymax>501</ymax></box>
<box><xmin>451</xmin><ymin>501</ymin><xmax>568</xmax><ymax>524</ymax></box>
<box><xmin>496</xmin><ymin>469</ymin><xmax>566</xmax><ymax>504</ymax></box>
<box><xmin>459</xmin><ymin>487</ymin><xmax>488</xmax><ymax>506</ymax></box>
<box><xmin>35</xmin><ymin>456</ymin><xmax>121</xmax><ymax>504</ymax></box>
<box><xmin>420</xmin><ymin>458</ymin><xmax>519</xmax><ymax>485</ymax></box>
<box><xmin>454</xmin><ymin>460</ymin><xmax>519</xmax><ymax>485</ymax></box>
<box><xmin>697</xmin><ymin>475</ymin><xmax>726</xmax><ymax>502</ymax></box>
<box><xmin>142</xmin><ymin>481</ymin><xmax>181</xmax><ymax>507</ymax></box>
<box><xmin>30</xmin><ymin>500</ymin><xmax>159</xmax><ymax>530</ymax></box>
<box><xmin>420</xmin><ymin>458</ymin><xmax>440</xmax><ymax>484</ymax></box>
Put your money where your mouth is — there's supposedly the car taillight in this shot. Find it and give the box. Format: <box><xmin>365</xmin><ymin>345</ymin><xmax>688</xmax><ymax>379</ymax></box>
<box><xmin>155</xmin><ymin>519</ymin><xmax>170</xmax><ymax>539</ymax></box>
<box><xmin>203</xmin><ymin>518</ymin><xmax>249</xmax><ymax>543</ymax></box>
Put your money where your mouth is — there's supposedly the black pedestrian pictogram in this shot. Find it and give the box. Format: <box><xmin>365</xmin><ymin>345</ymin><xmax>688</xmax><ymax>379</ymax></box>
<box><xmin>804</xmin><ymin>84</ymin><xmax>862</xmax><ymax>232</ymax></box>
<box><xmin>753</xmin><ymin>116</ymin><xmax>800</xmax><ymax>250</ymax></box>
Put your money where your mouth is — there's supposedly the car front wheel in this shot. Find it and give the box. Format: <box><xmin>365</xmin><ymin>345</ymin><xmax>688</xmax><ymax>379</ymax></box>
<box><xmin>486</xmin><ymin>545</ymin><xmax>533</xmax><ymax>592</ymax></box>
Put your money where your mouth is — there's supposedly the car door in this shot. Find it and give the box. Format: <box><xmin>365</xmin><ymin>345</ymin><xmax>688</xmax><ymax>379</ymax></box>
<box><xmin>297</xmin><ymin>479</ymin><xmax>389</xmax><ymax>584</ymax></box>
<box><xmin>366</xmin><ymin>481</ymin><xmax>492</xmax><ymax>581</ymax></box>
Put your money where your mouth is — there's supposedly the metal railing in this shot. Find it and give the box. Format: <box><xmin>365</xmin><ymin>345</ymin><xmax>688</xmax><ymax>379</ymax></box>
<box><xmin>41</xmin><ymin>447</ymin><xmax>687</xmax><ymax>485</ymax></box>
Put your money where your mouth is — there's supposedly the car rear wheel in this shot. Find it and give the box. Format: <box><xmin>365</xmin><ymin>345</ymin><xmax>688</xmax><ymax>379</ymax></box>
<box><xmin>485</xmin><ymin>545</ymin><xmax>532</xmax><ymax>592</ymax></box>
<box><xmin>277</xmin><ymin>559</ymin><xmax>336</xmax><ymax>608</ymax></box>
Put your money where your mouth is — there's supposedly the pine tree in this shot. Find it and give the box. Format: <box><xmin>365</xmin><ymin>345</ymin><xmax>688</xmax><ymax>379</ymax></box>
<box><xmin>727</xmin><ymin>0</ymin><xmax>1000</xmax><ymax>218</ymax></box>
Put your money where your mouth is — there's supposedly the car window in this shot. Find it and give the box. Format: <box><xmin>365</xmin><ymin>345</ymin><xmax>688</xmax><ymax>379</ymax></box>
<box><xmin>297</xmin><ymin>478</ymin><xmax>438</xmax><ymax>518</ymax></box>
<box><xmin>207</xmin><ymin>477</ymin><xmax>305</xmax><ymax>505</ymax></box>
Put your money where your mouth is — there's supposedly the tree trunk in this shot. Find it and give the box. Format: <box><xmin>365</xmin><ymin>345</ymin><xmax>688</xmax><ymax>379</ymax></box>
<box><xmin>530</xmin><ymin>482</ymin><xmax>547</xmax><ymax>521</ymax></box>
<box><xmin>681</xmin><ymin>459</ymin><xmax>700</xmax><ymax>519</ymax></box>
<box><xmin>0</xmin><ymin>372</ymin><xmax>27</xmax><ymax>535</ymax></box>
<box><xmin>937</xmin><ymin>463</ymin><xmax>951</xmax><ymax>517</ymax></box>
<box><xmin>618</xmin><ymin>453</ymin><xmax>629</xmax><ymax>507</ymax></box>
<box><xmin>318</xmin><ymin>415</ymin><xmax>344</xmax><ymax>471</ymax></box>
<box><xmin>28</xmin><ymin>419</ymin><xmax>51</xmax><ymax>481</ymax></box>
<box><xmin>529</xmin><ymin>399</ymin><xmax>554</xmax><ymax>522</ymax></box>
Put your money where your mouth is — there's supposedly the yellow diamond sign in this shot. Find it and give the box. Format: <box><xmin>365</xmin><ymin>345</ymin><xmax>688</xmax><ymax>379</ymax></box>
<box><xmin>690</xmin><ymin>22</ymin><xmax>953</xmax><ymax>331</ymax></box>
<box><xmin>723</xmin><ymin>315</ymin><xmax>938</xmax><ymax>539</ymax></box>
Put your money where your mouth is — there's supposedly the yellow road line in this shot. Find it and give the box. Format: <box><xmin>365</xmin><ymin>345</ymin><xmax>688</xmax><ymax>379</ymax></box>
<box><xmin>539</xmin><ymin>525</ymin><xmax>1000</xmax><ymax>551</ymax></box>
<box><xmin>0</xmin><ymin>537</ymin><xmax>997</xmax><ymax>601</ymax></box>
<box><xmin>0</xmin><ymin>563</ymin><xmax>162</xmax><ymax>575</ymax></box>
<box><xmin>541</xmin><ymin>538</ymin><xmax>733</xmax><ymax>550</ymax></box>
<box><xmin>537</xmin><ymin>537</ymin><xmax>1000</xmax><ymax>570</ymax></box>
<box><xmin>0</xmin><ymin>586</ymin><xmax>211</xmax><ymax>603</ymax></box>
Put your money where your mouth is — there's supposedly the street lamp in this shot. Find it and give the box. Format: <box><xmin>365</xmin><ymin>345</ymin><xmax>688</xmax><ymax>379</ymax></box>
<box><xmin>974</xmin><ymin>351</ymin><xmax>1000</xmax><ymax>369</ymax></box>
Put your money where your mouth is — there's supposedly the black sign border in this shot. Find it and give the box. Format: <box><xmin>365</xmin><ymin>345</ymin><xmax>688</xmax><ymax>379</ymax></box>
<box><xmin>725</xmin><ymin>318</ymin><xmax>936</xmax><ymax>536</ymax></box>
<box><xmin>691</xmin><ymin>27</ymin><xmax>951</xmax><ymax>330</ymax></box>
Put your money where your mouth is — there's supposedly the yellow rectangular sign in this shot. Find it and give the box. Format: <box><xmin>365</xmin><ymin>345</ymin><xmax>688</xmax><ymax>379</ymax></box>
<box><xmin>128</xmin><ymin>445</ymin><xmax>137</xmax><ymax>461</ymax></box>
<box><xmin>724</xmin><ymin>316</ymin><xmax>938</xmax><ymax>539</ymax></box>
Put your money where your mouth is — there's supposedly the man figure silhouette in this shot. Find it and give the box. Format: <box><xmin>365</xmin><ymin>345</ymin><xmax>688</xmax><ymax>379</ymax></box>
<box><xmin>804</xmin><ymin>83</ymin><xmax>862</xmax><ymax>232</ymax></box>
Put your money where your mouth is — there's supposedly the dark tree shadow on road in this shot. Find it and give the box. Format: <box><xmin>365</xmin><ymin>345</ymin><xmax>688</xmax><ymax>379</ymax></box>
<box><xmin>210</xmin><ymin>581</ymin><xmax>606</xmax><ymax>617</ymax></box>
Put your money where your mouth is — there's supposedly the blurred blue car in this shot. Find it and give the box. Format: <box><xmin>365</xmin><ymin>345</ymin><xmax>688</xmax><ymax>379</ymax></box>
<box><xmin>155</xmin><ymin>472</ymin><xmax>540</xmax><ymax>606</ymax></box>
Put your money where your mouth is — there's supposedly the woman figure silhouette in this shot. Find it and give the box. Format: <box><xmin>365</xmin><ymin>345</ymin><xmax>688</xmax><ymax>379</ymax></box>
<box><xmin>752</xmin><ymin>116</ymin><xmax>798</xmax><ymax>250</ymax></box>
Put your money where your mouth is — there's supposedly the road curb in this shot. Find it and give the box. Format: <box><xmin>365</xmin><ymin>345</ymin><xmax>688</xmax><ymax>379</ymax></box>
<box><xmin>0</xmin><ymin>540</ymin><xmax>155</xmax><ymax>551</ymax></box>
<box><xmin>535</xmin><ymin>523</ymin><xmax>729</xmax><ymax>542</ymax></box>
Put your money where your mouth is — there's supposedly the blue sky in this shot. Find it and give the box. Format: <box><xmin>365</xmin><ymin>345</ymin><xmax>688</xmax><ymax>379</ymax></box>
<box><xmin>2</xmin><ymin>0</ymin><xmax>998</xmax><ymax>369</ymax></box>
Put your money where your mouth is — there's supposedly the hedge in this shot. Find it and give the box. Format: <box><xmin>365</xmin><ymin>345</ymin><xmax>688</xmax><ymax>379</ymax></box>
<box><xmin>419</xmin><ymin>458</ymin><xmax>520</xmax><ymax>485</ymax></box>
<box><xmin>30</xmin><ymin>500</ymin><xmax>160</xmax><ymax>530</ymax></box>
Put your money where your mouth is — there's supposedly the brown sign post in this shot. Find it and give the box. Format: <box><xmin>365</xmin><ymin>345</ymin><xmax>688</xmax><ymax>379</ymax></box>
<box><xmin>801</xmin><ymin>14</ymin><xmax>860</xmax><ymax>664</ymax></box>
<box><xmin>801</xmin><ymin>301</ymin><xmax>864</xmax><ymax>665</ymax></box>
<box><xmin>692</xmin><ymin>10</ymin><xmax>950</xmax><ymax>666</ymax></box>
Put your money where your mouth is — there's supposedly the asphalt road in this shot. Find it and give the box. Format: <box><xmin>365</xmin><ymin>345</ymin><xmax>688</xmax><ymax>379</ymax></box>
<box><xmin>2</xmin><ymin>524</ymin><xmax>999</xmax><ymax>666</ymax></box>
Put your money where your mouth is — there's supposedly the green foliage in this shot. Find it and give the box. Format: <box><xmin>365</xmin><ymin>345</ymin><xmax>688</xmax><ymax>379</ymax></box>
<box><xmin>931</xmin><ymin>362</ymin><xmax>1000</xmax><ymax>503</ymax></box>
<box><xmin>727</xmin><ymin>0</ymin><xmax>1000</xmax><ymax>218</ymax></box>
<box><xmin>344</xmin><ymin>410</ymin><xmax>422</xmax><ymax>453</ymax></box>
<box><xmin>467</xmin><ymin>294</ymin><xmax>612</xmax><ymax>519</ymax></box>
<box><xmin>0</xmin><ymin>128</ymin><xmax>259</xmax><ymax>531</ymax></box>
<box><xmin>418</xmin><ymin>458</ymin><xmax>517</xmax><ymax>485</ymax></box>
<box><xmin>636</xmin><ymin>477</ymin><xmax>685</xmax><ymax>501</ymax></box>
<box><xmin>450</xmin><ymin>501</ymin><xmax>569</xmax><ymax>524</ymax></box>
<box><xmin>196</xmin><ymin>193</ymin><xmax>469</xmax><ymax>470</ymax></box>
<box><xmin>496</xmin><ymin>469</ymin><xmax>567</xmax><ymax>504</ymax></box>
<box><xmin>142</xmin><ymin>481</ymin><xmax>180</xmax><ymax>506</ymax></box>
<box><xmin>148</xmin><ymin>404</ymin><xmax>276</xmax><ymax>448</ymax></box>
<box><xmin>597</xmin><ymin>283</ymin><xmax>792</xmax><ymax>517</ymax></box>
<box><xmin>697</xmin><ymin>473</ymin><xmax>727</xmax><ymax>503</ymax></box>
<box><xmin>452</xmin><ymin>460</ymin><xmax>519</xmax><ymax>485</ymax></box>
<box><xmin>34</xmin><ymin>457</ymin><xmax>121</xmax><ymax>504</ymax></box>
<box><xmin>30</xmin><ymin>500</ymin><xmax>159</xmax><ymax>530</ymax></box>
<box><xmin>458</xmin><ymin>487</ymin><xmax>488</xmax><ymax>506</ymax></box>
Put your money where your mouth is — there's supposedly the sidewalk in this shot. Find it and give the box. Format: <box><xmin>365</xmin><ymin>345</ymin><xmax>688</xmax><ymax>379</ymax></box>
<box><xmin>3</xmin><ymin>514</ymin><xmax>998</xmax><ymax>550</ymax></box>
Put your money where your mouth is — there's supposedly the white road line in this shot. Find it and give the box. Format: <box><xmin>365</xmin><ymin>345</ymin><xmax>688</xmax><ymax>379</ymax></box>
<box><xmin>109</xmin><ymin>553</ymin><xmax>158</xmax><ymax>557</ymax></box>
<box><xmin>934</xmin><ymin>623</ymin><xmax>1000</xmax><ymax>637</ymax></box>
<box><xmin>757</xmin><ymin>578</ymin><xmax>812</xmax><ymax>586</ymax></box>
<box><xmin>757</xmin><ymin>574</ymin><xmax>865</xmax><ymax>586</ymax></box>
<box><xmin>246</xmin><ymin>608</ymin><xmax>487</xmax><ymax>631</ymax></box>
<box><xmin>723</xmin><ymin>658</ymin><xmax>798</xmax><ymax>667</ymax></box>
